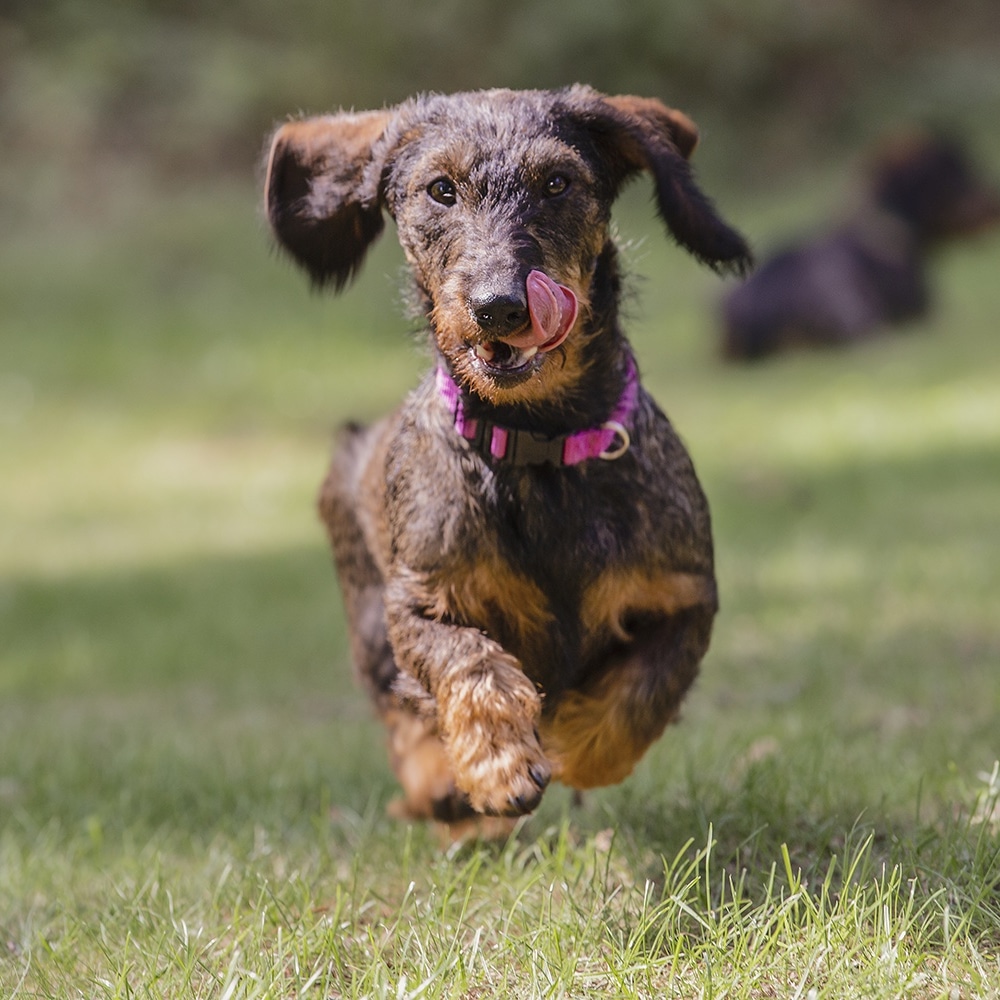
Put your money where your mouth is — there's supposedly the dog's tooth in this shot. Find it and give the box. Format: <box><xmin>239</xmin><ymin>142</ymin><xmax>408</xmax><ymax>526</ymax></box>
<box><xmin>475</xmin><ymin>343</ymin><xmax>495</xmax><ymax>361</ymax></box>
<box><xmin>520</xmin><ymin>346</ymin><xmax>538</xmax><ymax>361</ymax></box>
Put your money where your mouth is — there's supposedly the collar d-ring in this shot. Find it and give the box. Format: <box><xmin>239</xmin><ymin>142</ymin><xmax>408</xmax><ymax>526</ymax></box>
<box><xmin>598</xmin><ymin>420</ymin><xmax>630</xmax><ymax>460</ymax></box>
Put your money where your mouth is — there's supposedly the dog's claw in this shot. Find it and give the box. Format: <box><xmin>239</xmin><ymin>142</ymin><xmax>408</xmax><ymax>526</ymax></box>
<box><xmin>501</xmin><ymin>762</ymin><xmax>551</xmax><ymax>816</ymax></box>
<box><xmin>508</xmin><ymin>765</ymin><xmax>550</xmax><ymax>815</ymax></box>
<box><xmin>529</xmin><ymin>763</ymin><xmax>551</xmax><ymax>790</ymax></box>
<box><xmin>506</xmin><ymin>787</ymin><xmax>544</xmax><ymax>816</ymax></box>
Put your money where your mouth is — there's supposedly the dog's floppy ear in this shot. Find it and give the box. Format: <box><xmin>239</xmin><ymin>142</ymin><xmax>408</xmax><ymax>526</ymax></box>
<box><xmin>265</xmin><ymin>109</ymin><xmax>394</xmax><ymax>290</ymax></box>
<box><xmin>596</xmin><ymin>94</ymin><xmax>753</xmax><ymax>277</ymax></box>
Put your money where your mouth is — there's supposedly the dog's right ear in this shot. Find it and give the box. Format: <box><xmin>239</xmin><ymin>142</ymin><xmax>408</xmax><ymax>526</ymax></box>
<box><xmin>264</xmin><ymin>110</ymin><xmax>394</xmax><ymax>290</ymax></box>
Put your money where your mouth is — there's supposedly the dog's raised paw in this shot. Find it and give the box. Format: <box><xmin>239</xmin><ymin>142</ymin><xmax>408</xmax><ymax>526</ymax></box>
<box><xmin>440</xmin><ymin>663</ymin><xmax>552</xmax><ymax>816</ymax></box>
<box><xmin>457</xmin><ymin>738</ymin><xmax>552</xmax><ymax>817</ymax></box>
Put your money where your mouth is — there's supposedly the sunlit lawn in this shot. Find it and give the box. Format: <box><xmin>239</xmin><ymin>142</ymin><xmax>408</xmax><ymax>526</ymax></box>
<box><xmin>1</xmin><ymin>170</ymin><xmax>999</xmax><ymax>997</ymax></box>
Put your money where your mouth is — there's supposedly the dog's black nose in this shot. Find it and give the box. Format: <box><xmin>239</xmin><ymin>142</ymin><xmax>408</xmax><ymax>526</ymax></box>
<box><xmin>471</xmin><ymin>294</ymin><xmax>529</xmax><ymax>337</ymax></box>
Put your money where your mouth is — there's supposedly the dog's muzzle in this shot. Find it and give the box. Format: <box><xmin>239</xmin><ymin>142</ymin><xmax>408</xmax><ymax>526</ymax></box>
<box><xmin>468</xmin><ymin>270</ymin><xmax>579</xmax><ymax>376</ymax></box>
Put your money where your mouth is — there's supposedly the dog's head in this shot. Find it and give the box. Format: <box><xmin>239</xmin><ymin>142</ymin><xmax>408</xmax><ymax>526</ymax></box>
<box><xmin>869</xmin><ymin>132</ymin><xmax>1000</xmax><ymax>243</ymax></box>
<box><xmin>266</xmin><ymin>86</ymin><xmax>752</xmax><ymax>406</ymax></box>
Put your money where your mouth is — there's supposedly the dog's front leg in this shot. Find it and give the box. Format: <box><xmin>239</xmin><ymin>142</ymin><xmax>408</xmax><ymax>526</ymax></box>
<box><xmin>383</xmin><ymin>576</ymin><xmax>551</xmax><ymax>817</ymax></box>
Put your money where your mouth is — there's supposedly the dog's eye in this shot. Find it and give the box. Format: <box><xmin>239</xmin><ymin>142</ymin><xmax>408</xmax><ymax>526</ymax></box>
<box><xmin>427</xmin><ymin>178</ymin><xmax>457</xmax><ymax>206</ymax></box>
<box><xmin>544</xmin><ymin>174</ymin><xmax>570</xmax><ymax>198</ymax></box>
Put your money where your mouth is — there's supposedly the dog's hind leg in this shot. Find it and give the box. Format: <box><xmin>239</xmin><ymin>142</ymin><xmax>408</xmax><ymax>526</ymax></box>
<box><xmin>540</xmin><ymin>604</ymin><xmax>714</xmax><ymax>789</ymax></box>
<box><xmin>318</xmin><ymin>422</ymin><xmax>398</xmax><ymax>710</ymax></box>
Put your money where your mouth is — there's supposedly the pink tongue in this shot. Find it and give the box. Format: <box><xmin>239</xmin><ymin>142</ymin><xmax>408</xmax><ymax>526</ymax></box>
<box><xmin>501</xmin><ymin>270</ymin><xmax>578</xmax><ymax>352</ymax></box>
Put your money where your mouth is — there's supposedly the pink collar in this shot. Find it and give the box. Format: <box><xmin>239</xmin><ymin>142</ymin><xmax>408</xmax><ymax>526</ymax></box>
<box><xmin>436</xmin><ymin>356</ymin><xmax>638</xmax><ymax>466</ymax></box>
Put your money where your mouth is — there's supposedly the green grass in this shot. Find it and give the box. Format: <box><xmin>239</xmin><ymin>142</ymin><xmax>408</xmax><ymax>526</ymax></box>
<box><xmin>2</xmin><ymin>170</ymin><xmax>999</xmax><ymax>998</ymax></box>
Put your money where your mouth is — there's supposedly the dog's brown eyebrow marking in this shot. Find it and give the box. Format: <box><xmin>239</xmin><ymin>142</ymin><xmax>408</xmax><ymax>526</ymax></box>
<box><xmin>267</xmin><ymin>85</ymin><xmax>750</xmax><ymax>839</ymax></box>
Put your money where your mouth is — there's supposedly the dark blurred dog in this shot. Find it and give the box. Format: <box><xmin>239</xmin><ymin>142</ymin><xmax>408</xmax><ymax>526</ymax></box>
<box><xmin>265</xmin><ymin>86</ymin><xmax>751</xmax><ymax>838</ymax></box>
<box><xmin>721</xmin><ymin>133</ymin><xmax>1000</xmax><ymax>360</ymax></box>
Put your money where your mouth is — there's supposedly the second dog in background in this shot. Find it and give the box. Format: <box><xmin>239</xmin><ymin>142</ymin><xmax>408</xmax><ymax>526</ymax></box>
<box><xmin>721</xmin><ymin>132</ymin><xmax>1000</xmax><ymax>361</ymax></box>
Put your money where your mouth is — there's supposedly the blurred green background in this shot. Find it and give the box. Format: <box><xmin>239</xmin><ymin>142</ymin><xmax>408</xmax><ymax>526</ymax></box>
<box><xmin>2</xmin><ymin>0</ymin><xmax>1000</xmax><ymax>839</ymax></box>
<box><xmin>5</xmin><ymin>0</ymin><xmax>1000</xmax><ymax>186</ymax></box>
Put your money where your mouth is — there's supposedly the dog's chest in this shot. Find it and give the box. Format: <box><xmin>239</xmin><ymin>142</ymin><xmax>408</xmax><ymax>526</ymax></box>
<box><xmin>442</xmin><ymin>464</ymin><xmax>649</xmax><ymax>693</ymax></box>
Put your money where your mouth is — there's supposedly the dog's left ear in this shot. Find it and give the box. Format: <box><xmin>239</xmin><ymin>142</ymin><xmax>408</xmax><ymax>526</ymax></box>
<box><xmin>590</xmin><ymin>93</ymin><xmax>753</xmax><ymax>277</ymax></box>
<box><xmin>265</xmin><ymin>109</ymin><xmax>394</xmax><ymax>290</ymax></box>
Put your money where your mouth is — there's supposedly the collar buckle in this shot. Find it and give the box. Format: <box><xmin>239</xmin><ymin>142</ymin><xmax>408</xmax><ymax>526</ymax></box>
<box><xmin>504</xmin><ymin>428</ymin><xmax>567</xmax><ymax>466</ymax></box>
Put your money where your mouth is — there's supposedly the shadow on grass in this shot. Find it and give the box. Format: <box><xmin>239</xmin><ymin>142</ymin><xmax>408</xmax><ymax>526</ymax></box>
<box><xmin>1</xmin><ymin>438</ymin><xmax>997</xmax><ymax>891</ymax></box>
<box><xmin>0</xmin><ymin>546</ymin><xmax>395</xmax><ymax>845</ymax></box>
<box><xmin>1</xmin><ymin>546</ymin><xmax>349</xmax><ymax>699</ymax></box>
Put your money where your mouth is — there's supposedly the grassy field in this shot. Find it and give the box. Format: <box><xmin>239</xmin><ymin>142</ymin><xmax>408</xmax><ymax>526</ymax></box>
<box><xmin>1</xmin><ymin>161</ymin><xmax>999</xmax><ymax>998</ymax></box>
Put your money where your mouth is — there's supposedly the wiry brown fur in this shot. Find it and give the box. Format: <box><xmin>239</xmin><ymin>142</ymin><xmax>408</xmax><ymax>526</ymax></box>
<box><xmin>266</xmin><ymin>85</ymin><xmax>753</xmax><ymax>838</ymax></box>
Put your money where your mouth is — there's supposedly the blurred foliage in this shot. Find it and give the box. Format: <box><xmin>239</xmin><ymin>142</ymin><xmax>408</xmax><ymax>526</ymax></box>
<box><xmin>2</xmin><ymin>0</ymin><xmax>999</xmax><ymax>199</ymax></box>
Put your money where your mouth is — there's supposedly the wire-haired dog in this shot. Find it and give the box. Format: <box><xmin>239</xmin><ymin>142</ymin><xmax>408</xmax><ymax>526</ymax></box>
<box><xmin>265</xmin><ymin>85</ymin><xmax>752</xmax><ymax>837</ymax></box>
<box><xmin>721</xmin><ymin>132</ymin><xmax>1000</xmax><ymax>361</ymax></box>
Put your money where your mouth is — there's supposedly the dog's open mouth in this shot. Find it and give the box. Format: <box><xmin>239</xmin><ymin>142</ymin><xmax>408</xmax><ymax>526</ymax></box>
<box><xmin>473</xmin><ymin>339</ymin><xmax>539</xmax><ymax>373</ymax></box>
<box><xmin>469</xmin><ymin>270</ymin><xmax>578</xmax><ymax>379</ymax></box>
